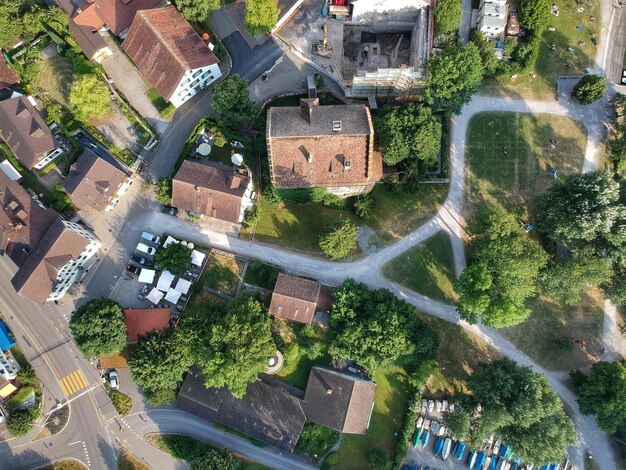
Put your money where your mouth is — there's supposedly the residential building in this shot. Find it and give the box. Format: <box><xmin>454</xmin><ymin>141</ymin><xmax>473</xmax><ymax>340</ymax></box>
<box><xmin>0</xmin><ymin>57</ymin><xmax>19</xmax><ymax>91</ymax></box>
<box><xmin>269</xmin><ymin>273</ymin><xmax>321</xmax><ymax>324</ymax></box>
<box><xmin>267</xmin><ymin>98</ymin><xmax>381</xmax><ymax>197</ymax></box>
<box><xmin>93</xmin><ymin>0</ymin><xmax>164</xmax><ymax>37</ymax></box>
<box><xmin>11</xmin><ymin>219</ymin><xmax>102</xmax><ymax>303</ymax></box>
<box><xmin>62</xmin><ymin>149</ymin><xmax>132</xmax><ymax>212</ymax></box>
<box><xmin>124</xmin><ymin>307</ymin><xmax>171</xmax><ymax>343</ymax></box>
<box><xmin>0</xmin><ymin>378</ymin><xmax>17</xmax><ymax>399</ymax></box>
<box><xmin>0</xmin><ymin>350</ymin><xmax>18</xmax><ymax>381</ymax></box>
<box><xmin>171</xmin><ymin>160</ymin><xmax>253</xmax><ymax>224</ymax></box>
<box><xmin>478</xmin><ymin>0</ymin><xmax>507</xmax><ymax>39</ymax></box>
<box><xmin>0</xmin><ymin>171</ymin><xmax>59</xmax><ymax>266</ymax></box>
<box><xmin>0</xmin><ymin>95</ymin><xmax>63</xmax><ymax>169</ymax></box>
<box><xmin>122</xmin><ymin>6</ymin><xmax>222</xmax><ymax>108</ymax></box>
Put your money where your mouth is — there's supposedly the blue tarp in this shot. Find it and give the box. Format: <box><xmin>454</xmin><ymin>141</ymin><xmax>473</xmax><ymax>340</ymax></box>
<box><xmin>0</xmin><ymin>322</ymin><xmax>15</xmax><ymax>350</ymax></box>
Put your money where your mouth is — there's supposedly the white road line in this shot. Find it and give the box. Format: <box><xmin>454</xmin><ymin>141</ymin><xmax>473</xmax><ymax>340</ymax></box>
<box><xmin>68</xmin><ymin>440</ymin><xmax>82</xmax><ymax>446</ymax></box>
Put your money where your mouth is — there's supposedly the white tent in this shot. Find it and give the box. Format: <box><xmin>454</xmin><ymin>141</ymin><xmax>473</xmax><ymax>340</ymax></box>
<box><xmin>146</xmin><ymin>287</ymin><xmax>164</xmax><ymax>305</ymax></box>
<box><xmin>191</xmin><ymin>250</ymin><xmax>206</xmax><ymax>267</ymax></box>
<box><xmin>165</xmin><ymin>288</ymin><xmax>181</xmax><ymax>304</ymax></box>
<box><xmin>138</xmin><ymin>269</ymin><xmax>155</xmax><ymax>284</ymax></box>
<box><xmin>175</xmin><ymin>278</ymin><xmax>192</xmax><ymax>294</ymax></box>
<box><xmin>156</xmin><ymin>270</ymin><xmax>175</xmax><ymax>291</ymax></box>
<box><xmin>163</xmin><ymin>236</ymin><xmax>179</xmax><ymax>248</ymax></box>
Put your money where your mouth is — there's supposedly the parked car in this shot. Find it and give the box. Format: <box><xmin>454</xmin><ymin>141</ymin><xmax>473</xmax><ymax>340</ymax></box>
<box><xmin>161</xmin><ymin>205</ymin><xmax>178</xmax><ymax>216</ymax></box>
<box><xmin>109</xmin><ymin>370</ymin><xmax>119</xmax><ymax>390</ymax></box>
<box><xmin>127</xmin><ymin>264</ymin><xmax>141</xmax><ymax>275</ymax></box>
<box><xmin>136</xmin><ymin>243</ymin><xmax>156</xmax><ymax>255</ymax></box>
<box><xmin>86</xmin><ymin>141</ymin><xmax>97</xmax><ymax>149</ymax></box>
<box><xmin>130</xmin><ymin>254</ymin><xmax>148</xmax><ymax>265</ymax></box>
<box><xmin>141</xmin><ymin>231</ymin><xmax>160</xmax><ymax>244</ymax></box>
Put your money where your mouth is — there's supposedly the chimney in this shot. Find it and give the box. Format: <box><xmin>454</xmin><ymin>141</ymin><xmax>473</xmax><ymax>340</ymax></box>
<box><xmin>326</xmin><ymin>388</ymin><xmax>333</xmax><ymax>395</ymax></box>
<box><xmin>300</xmin><ymin>98</ymin><xmax>319</xmax><ymax>124</ymax></box>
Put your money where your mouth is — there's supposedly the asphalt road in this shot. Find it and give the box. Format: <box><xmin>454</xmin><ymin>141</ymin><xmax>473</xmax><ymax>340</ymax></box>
<box><xmin>222</xmin><ymin>31</ymin><xmax>283</xmax><ymax>82</ymax></box>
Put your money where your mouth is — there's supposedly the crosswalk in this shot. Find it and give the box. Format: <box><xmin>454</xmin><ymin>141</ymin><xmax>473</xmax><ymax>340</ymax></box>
<box><xmin>59</xmin><ymin>369</ymin><xmax>88</xmax><ymax>396</ymax></box>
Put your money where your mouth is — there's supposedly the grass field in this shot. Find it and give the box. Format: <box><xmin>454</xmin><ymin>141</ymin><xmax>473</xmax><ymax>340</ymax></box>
<box><xmin>40</xmin><ymin>460</ymin><xmax>87</xmax><ymax>470</ymax></box>
<box><xmin>117</xmin><ymin>449</ymin><xmax>149</xmax><ymax>470</ymax></box>
<box><xmin>382</xmin><ymin>231</ymin><xmax>458</xmax><ymax>303</ymax></box>
<box><xmin>465</xmin><ymin>112</ymin><xmax>587</xmax><ymax>219</ymax></box>
<box><xmin>481</xmin><ymin>0</ymin><xmax>599</xmax><ymax>100</ymax></box>
<box><xmin>199</xmin><ymin>252</ymin><xmax>243</xmax><ymax>296</ymax></box>
<box><xmin>36</xmin><ymin>55</ymin><xmax>74</xmax><ymax>107</ymax></box>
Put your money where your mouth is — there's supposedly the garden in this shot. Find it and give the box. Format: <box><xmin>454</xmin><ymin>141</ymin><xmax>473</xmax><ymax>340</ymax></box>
<box><xmin>198</xmin><ymin>251</ymin><xmax>245</xmax><ymax>297</ymax></box>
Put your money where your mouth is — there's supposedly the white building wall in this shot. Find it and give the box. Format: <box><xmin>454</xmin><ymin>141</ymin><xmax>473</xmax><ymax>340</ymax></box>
<box><xmin>169</xmin><ymin>63</ymin><xmax>222</xmax><ymax>108</ymax></box>
<box><xmin>33</xmin><ymin>147</ymin><xmax>64</xmax><ymax>170</ymax></box>
<box><xmin>351</xmin><ymin>0</ymin><xmax>427</xmax><ymax>21</ymax></box>
<box><xmin>0</xmin><ymin>350</ymin><xmax>18</xmax><ymax>381</ymax></box>
<box><xmin>238</xmin><ymin>179</ymin><xmax>254</xmax><ymax>223</ymax></box>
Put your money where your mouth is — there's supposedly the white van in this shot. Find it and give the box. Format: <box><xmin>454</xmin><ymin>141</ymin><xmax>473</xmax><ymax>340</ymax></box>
<box><xmin>141</xmin><ymin>231</ymin><xmax>160</xmax><ymax>244</ymax></box>
<box><xmin>136</xmin><ymin>242</ymin><xmax>156</xmax><ymax>255</ymax></box>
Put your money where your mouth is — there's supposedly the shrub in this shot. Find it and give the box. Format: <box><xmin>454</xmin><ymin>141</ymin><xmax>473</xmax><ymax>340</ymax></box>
<box><xmin>7</xmin><ymin>386</ymin><xmax>35</xmax><ymax>410</ymax></box>
<box><xmin>325</xmin><ymin>452</ymin><xmax>340</xmax><ymax>465</ymax></box>
<box><xmin>353</xmin><ymin>193</ymin><xmax>374</xmax><ymax>218</ymax></box>
<box><xmin>572</xmin><ymin>74</ymin><xmax>606</xmax><ymax>105</ymax></box>
<box><xmin>6</xmin><ymin>408</ymin><xmax>38</xmax><ymax>436</ymax></box>
<box><xmin>145</xmin><ymin>388</ymin><xmax>177</xmax><ymax>406</ymax></box>
<box><xmin>109</xmin><ymin>390</ymin><xmax>132</xmax><ymax>417</ymax></box>
<box><xmin>154</xmin><ymin>177</ymin><xmax>172</xmax><ymax>205</ymax></box>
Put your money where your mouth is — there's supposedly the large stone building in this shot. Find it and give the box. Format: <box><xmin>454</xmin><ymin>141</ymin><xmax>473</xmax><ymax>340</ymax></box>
<box><xmin>266</xmin><ymin>98</ymin><xmax>381</xmax><ymax>197</ymax></box>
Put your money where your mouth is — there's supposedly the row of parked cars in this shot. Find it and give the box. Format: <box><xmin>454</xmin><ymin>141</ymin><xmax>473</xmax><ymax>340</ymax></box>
<box><xmin>126</xmin><ymin>232</ymin><xmax>161</xmax><ymax>275</ymax></box>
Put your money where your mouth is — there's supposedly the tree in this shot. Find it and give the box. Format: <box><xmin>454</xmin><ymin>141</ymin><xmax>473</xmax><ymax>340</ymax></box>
<box><xmin>434</xmin><ymin>0</ymin><xmax>462</xmax><ymax>36</ymax></box>
<box><xmin>69</xmin><ymin>74</ymin><xmax>111</xmax><ymax>122</ymax></box>
<box><xmin>128</xmin><ymin>329</ymin><xmax>193</xmax><ymax>394</ymax></box>
<box><xmin>174</xmin><ymin>0</ymin><xmax>221</xmax><ymax>21</ymax></box>
<box><xmin>212</xmin><ymin>75</ymin><xmax>260</xmax><ymax>129</ymax></box>
<box><xmin>353</xmin><ymin>194</ymin><xmax>374</xmax><ymax>218</ymax></box>
<box><xmin>571</xmin><ymin>360</ymin><xmax>626</xmax><ymax>434</ymax></box>
<box><xmin>470</xmin><ymin>29</ymin><xmax>501</xmax><ymax>78</ymax></box>
<box><xmin>244</xmin><ymin>0</ymin><xmax>279</xmax><ymax>35</ymax></box>
<box><xmin>154</xmin><ymin>243</ymin><xmax>192</xmax><ymax>276</ymax></box>
<box><xmin>604</xmin><ymin>267</ymin><xmax>626</xmax><ymax>306</ymax></box>
<box><xmin>6</xmin><ymin>408</ymin><xmax>37</xmax><ymax>437</ymax></box>
<box><xmin>517</xmin><ymin>0</ymin><xmax>550</xmax><ymax>31</ymax></box>
<box><xmin>425</xmin><ymin>42</ymin><xmax>484</xmax><ymax>113</ymax></box>
<box><xmin>181</xmin><ymin>296</ymin><xmax>276</xmax><ymax>398</ymax></box>
<box><xmin>329</xmin><ymin>279</ymin><xmax>438</xmax><ymax>372</ymax></box>
<box><xmin>375</xmin><ymin>103</ymin><xmax>442</xmax><ymax>166</ymax></box>
<box><xmin>540</xmin><ymin>248</ymin><xmax>613</xmax><ymax>305</ymax></box>
<box><xmin>319</xmin><ymin>219</ymin><xmax>358</xmax><ymax>260</ymax></box>
<box><xmin>190</xmin><ymin>449</ymin><xmax>243</xmax><ymax>470</ymax></box>
<box><xmin>0</xmin><ymin>0</ymin><xmax>26</xmax><ymax>49</ymax></box>
<box><xmin>69</xmin><ymin>299</ymin><xmax>127</xmax><ymax>357</ymax></box>
<box><xmin>572</xmin><ymin>74</ymin><xmax>607</xmax><ymax>105</ymax></box>
<box><xmin>536</xmin><ymin>172</ymin><xmax>625</xmax><ymax>243</ymax></box>
<box><xmin>443</xmin><ymin>408</ymin><xmax>471</xmax><ymax>440</ymax></box>
<box><xmin>455</xmin><ymin>206</ymin><xmax>548</xmax><ymax>328</ymax></box>
<box><xmin>154</xmin><ymin>177</ymin><xmax>172</xmax><ymax>205</ymax></box>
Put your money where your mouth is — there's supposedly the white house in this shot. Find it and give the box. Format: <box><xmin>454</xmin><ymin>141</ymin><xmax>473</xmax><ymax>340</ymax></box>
<box><xmin>122</xmin><ymin>6</ymin><xmax>221</xmax><ymax>109</ymax></box>
<box><xmin>478</xmin><ymin>0</ymin><xmax>507</xmax><ymax>39</ymax></box>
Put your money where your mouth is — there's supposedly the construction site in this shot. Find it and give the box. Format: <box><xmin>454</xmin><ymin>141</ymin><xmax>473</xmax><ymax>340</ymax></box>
<box><xmin>278</xmin><ymin>0</ymin><xmax>432</xmax><ymax>98</ymax></box>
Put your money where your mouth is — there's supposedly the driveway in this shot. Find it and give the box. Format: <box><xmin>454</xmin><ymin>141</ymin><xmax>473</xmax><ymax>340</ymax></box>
<box><xmin>222</xmin><ymin>31</ymin><xmax>284</xmax><ymax>82</ymax></box>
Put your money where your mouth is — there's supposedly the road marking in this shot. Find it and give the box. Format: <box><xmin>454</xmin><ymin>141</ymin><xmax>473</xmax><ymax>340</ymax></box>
<box><xmin>69</xmin><ymin>440</ymin><xmax>82</xmax><ymax>446</ymax></box>
<box><xmin>59</xmin><ymin>369</ymin><xmax>88</xmax><ymax>396</ymax></box>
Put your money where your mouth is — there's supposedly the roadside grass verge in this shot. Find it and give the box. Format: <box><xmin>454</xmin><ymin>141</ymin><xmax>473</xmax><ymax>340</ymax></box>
<box><xmin>117</xmin><ymin>449</ymin><xmax>149</xmax><ymax>470</ymax></box>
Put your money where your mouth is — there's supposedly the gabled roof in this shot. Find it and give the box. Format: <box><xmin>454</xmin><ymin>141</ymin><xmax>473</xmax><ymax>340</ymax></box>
<box><xmin>122</xmin><ymin>6</ymin><xmax>220</xmax><ymax>101</ymax></box>
<box><xmin>94</xmin><ymin>0</ymin><xmax>163</xmax><ymax>35</ymax></box>
<box><xmin>0</xmin><ymin>57</ymin><xmax>19</xmax><ymax>90</ymax></box>
<box><xmin>268</xmin><ymin>273</ymin><xmax>321</xmax><ymax>324</ymax></box>
<box><xmin>302</xmin><ymin>367</ymin><xmax>376</xmax><ymax>434</ymax></box>
<box><xmin>171</xmin><ymin>160</ymin><xmax>249</xmax><ymax>223</ymax></box>
<box><xmin>11</xmin><ymin>219</ymin><xmax>91</xmax><ymax>303</ymax></box>
<box><xmin>124</xmin><ymin>307</ymin><xmax>171</xmax><ymax>343</ymax></box>
<box><xmin>63</xmin><ymin>149</ymin><xmax>129</xmax><ymax>211</ymax></box>
<box><xmin>0</xmin><ymin>96</ymin><xmax>57</xmax><ymax>169</ymax></box>
<box><xmin>72</xmin><ymin>2</ymin><xmax>105</xmax><ymax>29</ymax></box>
<box><xmin>0</xmin><ymin>171</ymin><xmax>59</xmax><ymax>265</ymax></box>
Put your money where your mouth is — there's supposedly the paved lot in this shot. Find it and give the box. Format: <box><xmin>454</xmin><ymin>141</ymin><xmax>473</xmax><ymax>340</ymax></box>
<box><xmin>222</xmin><ymin>31</ymin><xmax>284</xmax><ymax>82</ymax></box>
<box><xmin>96</xmin><ymin>104</ymin><xmax>139</xmax><ymax>150</ymax></box>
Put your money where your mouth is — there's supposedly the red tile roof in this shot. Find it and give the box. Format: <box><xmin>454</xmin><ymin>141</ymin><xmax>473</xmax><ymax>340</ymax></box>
<box><xmin>94</xmin><ymin>0</ymin><xmax>162</xmax><ymax>35</ymax></box>
<box><xmin>0</xmin><ymin>57</ymin><xmax>19</xmax><ymax>90</ymax></box>
<box><xmin>172</xmin><ymin>160</ymin><xmax>249</xmax><ymax>224</ymax></box>
<box><xmin>268</xmin><ymin>273</ymin><xmax>320</xmax><ymax>324</ymax></box>
<box><xmin>122</xmin><ymin>6</ymin><xmax>219</xmax><ymax>102</ymax></box>
<box><xmin>124</xmin><ymin>307</ymin><xmax>171</xmax><ymax>342</ymax></box>
<box><xmin>72</xmin><ymin>2</ymin><xmax>105</xmax><ymax>29</ymax></box>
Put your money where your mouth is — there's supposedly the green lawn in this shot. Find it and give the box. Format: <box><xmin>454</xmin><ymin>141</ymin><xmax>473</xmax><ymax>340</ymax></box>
<box><xmin>146</xmin><ymin>88</ymin><xmax>176</xmax><ymax>119</ymax></box>
<box><xmin>465</xmin><ymin>112</ymin><xmax>587</xmax><ymax>220</ymax></box>
<box><xmin>243</xmin><ymin>260</ymin><xmax>281</xmax><ymax>290</ymax></box>
<box><xmin>118</xmin><ymin>449</ymin><xmax>149</xmax><ymax>470</ymax></box>
<box><xmin>335</xmin><ymin>367</ymin><xmax>413</xmax><ymax>469</ymax></box>
<box><xmin>198</xmin><ymin>252</ymin><xmax>243</xmax><ymax>296</ymax></box>
<box><xmin>35</xmin><ymin>54</ymin><xmax>74</xmax><ymax>106</ymax></box>
<box><xmin>382</xmin><ymin>231</ymin><xmax>458</xmax><ymax>304</ymax></box>
<box><xmin>295</xmin><ymin>423</ymin><xmax>339</xmax><ymax>460</ymax></box>
<box><xmin>481</xmin><ymin>0</ymin><xmax>599</xmax><ymax>100</ymax></box>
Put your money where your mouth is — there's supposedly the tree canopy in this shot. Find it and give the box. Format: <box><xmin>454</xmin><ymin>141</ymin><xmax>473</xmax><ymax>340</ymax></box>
<box><xmin>180</xmin><ymin>296</ymin><xmax>276</xmax><ymax>398</ymax></box>
<box><xmin>455</xmin><ymin>206</ymin><xmax>548</xmax><ymax>328</ymax></box>
<box><xmin>69</xmin><ymin>74</ymin><xmax>111</xmax><ymax>122</ymax></box>
<box><xmin>517</xmin><ymin>0</ymin><xmax>551</xmax><ymax>31</ymax></box>
<box><xmin>571</xmin><ymin>74</ymin><xmax>606</xmax><ymax>105</ymax></box>
<box><xmin>319</xmin><ymin>219</ymin><xmax>358</xmax><ymax>260</ymax></box>
<box><xmin>434</xmin><ymin>0</ymin><xmax>462</xmax><ymax>36</ymax></box>
<box><xmin>69</xmin><ymin>299</ymin><xmax>127</xmax><ymax>357</ymax></box>
<box><xmin>174</xmin><ymin>0</ymin><xmax>221</xmax><ymax>21</ymax></box>
<box><xmin>425</xmin><ymin>42</ymin><xmax>484</xmax><ymax>114</ymax></box>
<box><xmin>190</xmin><ymin>448</ymin><xmax>243</xmax><ymax>470</ymax></box>
<box><xmin>154</xmin><ymin>242</ymin><xmax>192</xmax><ymax>276</ymax></box>
<box><xmin>375</xmin><ymin>104</ymin><xmax>442</xmax><ymax>166</ymax></box>
<box><xmin>244</xmin><ymin>0</ymin><xmax>279</xmax><ymax>35</ymax></box>
<box><xmin>329</xmin><ymin>279</ymin><xmax>438</xmax><ymax>372</ymax></box>
<box><xmin>571</xmin><ymin>360</ymin><xmax>626</xmax><ymax>434</ymax></box>
<box><xmin>154</xmin><ymin>177</ymin><xmax>172</xmax><ymax>205</ymax></box>
<box><xmin>212</xmin><ymin>74</ymin><xmax>260</xmax><ymax>129</ymax></box>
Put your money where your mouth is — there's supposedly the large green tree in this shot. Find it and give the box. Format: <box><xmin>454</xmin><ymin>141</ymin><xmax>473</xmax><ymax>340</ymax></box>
<box><xmin>536</xmin><ymin>171</ymin><xmax>626</xmax><ymax>243</ymax></box>
<box><xmin>329</xmin><ymin>279</ymin><xmax>438</xmax><ymax>372</ymax></box>
<box><xmin>244</xmin><ymin>0</ymin><xmax>279</xmax><ymax>35</ymax></box>
<box><xmin>434</xmin><ymin>0</ymin><xmax>462</xmax><ymax>36</ymax></box>
<box><xmin>69</xmin><ymin>299</ymin><xmax>127</xmax><ymax>357</ymax></box>
<box><xmin>572</xmin><ymin>74</ymin><xmax>606</xmax><ymax>105</ymax></box>
<box><xmin>571</xmin><ymin>360</ymin><xmax>626</xmax><ymax>434</ymax></box>
<box><xmin>212</xmin><ymin>74</ymin><xmax>260</xmax><ymax>129</ymax></box>
<box><xmin>174</xmin><ymin>0</ymin><xmax>221</xmax><ymax>21</ymax></box>
<box><xmin>181</xmin><ymin>296</ymin><xmax>276</xmax><ymax>398</ymax></box>
<box><xmin>319</xmin><ymin>219</ymin><xmax>358</xmax><ymax>260</ymax></box>
<box><xmin>517</xmin><ymin>0</ymin><xmax>551</xmax><ymax>31</ymax></box>
<box><xmin>455</xmin><ymin>206</ymin><xmax>548</xmax><ymax>327</ymax></box>
<box><xmin>375</xmin><ymin>103</ymin><xmax>441</xmax><ymax>166</ymax></box>
<box><xmin>0</xmin><ymin>0</ymin><xmax>26</xmax><ymax>49</ymax></box>
<box><xmin>69</xmin><ymin>74</ymin><xmax>111</xmax><ymax>122</ymax></box>
<box><xmin>425</xmin><ymin>42</ymin><xmax>484</xmax><ymax>113</ymax></box>
<box><xmin>154</xmin><ymin>242</ymin><xmax>192</xmax><ymax>276</ymax></box>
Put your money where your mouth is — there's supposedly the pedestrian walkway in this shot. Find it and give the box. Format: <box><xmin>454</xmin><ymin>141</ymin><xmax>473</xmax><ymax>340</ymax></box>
<box><xmin>59</xmin><ymin>369</ymin><xmax>89</xmax><ymax>396</ymax></box>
